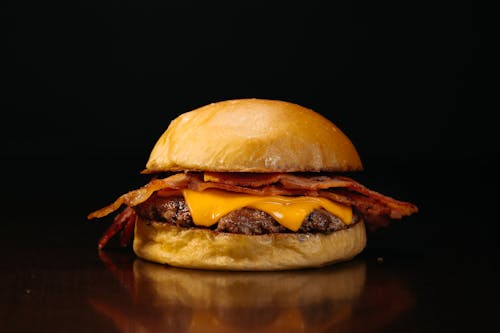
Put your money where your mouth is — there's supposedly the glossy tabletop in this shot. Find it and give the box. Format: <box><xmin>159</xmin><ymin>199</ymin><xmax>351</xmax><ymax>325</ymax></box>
<box><xmin>2</xmin><ymin>158</ymin><xmax>498</xmax><ymax>333</ymax></box>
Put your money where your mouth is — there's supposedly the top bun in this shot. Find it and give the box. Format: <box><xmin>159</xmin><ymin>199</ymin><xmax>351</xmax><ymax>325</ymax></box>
<box><xmin>145</xmin><ymin>98</ymin><xmax>363</xmax><ymax>173</ymax></box>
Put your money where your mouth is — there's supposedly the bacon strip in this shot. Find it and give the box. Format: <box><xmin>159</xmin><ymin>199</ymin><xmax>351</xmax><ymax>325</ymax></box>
<box><xmin>89</xmin><ymin>172</ymin><xmax>417</xmax><ymax>222</ymax></box>
<box><xmin>205</xmin><ymin>172</ymin><xmax>352</xmax><ymax>189</ymax></box>
<box><xmin>320</xmin><ymin>190</ymin><xmax>392</xmax><ymax>216</ymax></box>
<box><xmin>97</xmin><ymin>207</ymin><xmax>136</xmax><ymax>250</ymax></box>
<box><xmin>203</xmin><ymin>172</ymin><xmax>418</xmax><ymax>218</ymax></box>
<box><xmin>333</xmin><ymin>176</ymin><xmax>418</xmax><ymax>217</ymax></box>
<box><xmin>204</xmin><ymin>172</ymin><xmax>282</xmax><ymax>187</ymax></box>
<box><xmin>277</xmin><ymin>174</ymin><xmax>354</xmax><ymax>189</ymax></box>
<box><xmin>119</xmin><ymin>211</ymin><xmax>136</xmax><ymax>247</ymax></box>
<box><xmin>88</xmin><ymin>173</ymin><xmax>193</xmax><ymax>219</ymax></box>
<box><xmin>193</xmin><ymin>180</ymin><xmax>317</xmax><ymax>197</ymax></box>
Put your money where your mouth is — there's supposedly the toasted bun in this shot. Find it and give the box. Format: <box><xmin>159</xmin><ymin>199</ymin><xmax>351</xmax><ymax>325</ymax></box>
<box><xmin>145</xmin><ymin>98</ymin><xmax>362</xmax><ymax>173</ymax></box>
<box><xmin>133</xmin><ymin>217</ymin><xmax>367</xmax><ymax>271</ymax></box>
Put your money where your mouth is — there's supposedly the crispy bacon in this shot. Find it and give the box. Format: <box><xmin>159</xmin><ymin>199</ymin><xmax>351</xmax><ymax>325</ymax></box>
<box><xmin>320</xmin><ymin>190</ymin><xmax>392</xmax><ymax>216</ymax></box>
<box><xmin>89</xmin><ymin>172</ymin><xmax>418</xmax><ymax>221</ymax></box>
<box><xmin>119</xmin><ymin>211</ymin><xmax>136</xmax><ymax>247</ymax></box>
<box><xmin>332</xmin><ymin>177</ymin><xmax>418</xmax><ymax>218</ymax></box>
<box><xmin>275</xmin><ymin>174</ymin><xmax>355</xmax><ymax>190</ymax></box>
<box><xmin>97</xmin><ymin>207</ymin><xmax>137</xmax><ymax>250</ymax></box>
<box><xmin>89</xmin><ymin>171</ymin><xmax>418</xmax><ymax>248</ymax></box>
<box><xmin>88</xmin><ymin>173</ymin><xmax>194</xmax><ymax>220</ymax></box>
<box><xmin>203</xmin><ymin>172</ymin><xmax>418</xmax><ymax>218</ymax></box>
<box><xmin>204</xmin><ymin>172</ymin><xmax>282</xmax><ymax>187</ymax></box>
<box><xmin>193</xmin><ymin>180</ymin><xmax>317</xmax><ymax>197</ymax></box>
<box><xmin>205</xmin><ymin>172</ymin><xmax>352</xmax><ymax>189</ymax></box>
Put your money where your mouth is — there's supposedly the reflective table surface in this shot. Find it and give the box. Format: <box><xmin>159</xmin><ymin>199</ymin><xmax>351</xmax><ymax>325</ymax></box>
<box><xmin>2</xmin><ymin>157</ymin><xmax>498</xmax><ymax>332</ymax></box>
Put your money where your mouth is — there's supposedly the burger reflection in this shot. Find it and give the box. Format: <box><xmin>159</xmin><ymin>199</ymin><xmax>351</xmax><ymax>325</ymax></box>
<box><xmin>90</xmin><ymin>253</ymin><xmax>413</xmax><ymax>333</ymax></box>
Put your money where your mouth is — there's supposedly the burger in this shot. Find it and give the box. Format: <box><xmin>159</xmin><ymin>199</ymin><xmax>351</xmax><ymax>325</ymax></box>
<box><xmin>88</xmin><ymin>98</ymin><xmax>418</xmax><ymax>270</ymax></box>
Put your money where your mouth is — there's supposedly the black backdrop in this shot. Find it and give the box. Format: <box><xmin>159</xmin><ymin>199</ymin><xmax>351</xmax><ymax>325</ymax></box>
<box><xmin>3</xmin><ymin>2</ymin><xmax>495</xmax><ymax>253</ymax></box>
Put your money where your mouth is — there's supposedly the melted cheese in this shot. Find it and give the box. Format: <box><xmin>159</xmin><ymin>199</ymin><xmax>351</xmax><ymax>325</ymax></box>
<box><xmin>182</xmin><ymin>189</ymin><xmax>352</xmax><ymax>231</ymax></box>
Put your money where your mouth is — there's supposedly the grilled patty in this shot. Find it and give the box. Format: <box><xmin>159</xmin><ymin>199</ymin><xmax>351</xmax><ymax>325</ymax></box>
<box><xmin>134</xmin><ymin>194</ymin><xmax>359</xmax><ymax>235</ymax></box>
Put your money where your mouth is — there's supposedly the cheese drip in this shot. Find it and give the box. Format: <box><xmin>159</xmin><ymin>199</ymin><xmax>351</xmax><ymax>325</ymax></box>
<box><xmin>182</xmin><ymin>189</ymin><xmax>352</xmax><ymax>231</ymax></box>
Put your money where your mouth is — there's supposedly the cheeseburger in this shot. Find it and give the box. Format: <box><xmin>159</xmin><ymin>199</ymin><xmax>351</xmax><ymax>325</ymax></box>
<box><xmin>88</xmin><ymin>98</ymin><xmax>418</xmax><ymax>270</ymax></box>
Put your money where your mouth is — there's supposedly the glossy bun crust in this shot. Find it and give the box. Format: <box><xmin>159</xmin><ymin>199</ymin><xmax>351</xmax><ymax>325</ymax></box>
<box><xmin>145</xmin><ymin>98</ymin><xmax>363</xmax><ymax>173</ymax></box>
<box><xmin>133</xmin><ymin>217</ymin><xmax>367</xmax><ymax>271</ymax></box>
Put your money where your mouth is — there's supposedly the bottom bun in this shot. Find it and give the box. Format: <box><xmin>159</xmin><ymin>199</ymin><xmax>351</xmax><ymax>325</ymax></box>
<box><xmin>133</xmin><ymin>217</ymin><xmax>366</xmax><ymax>271</ymax></box>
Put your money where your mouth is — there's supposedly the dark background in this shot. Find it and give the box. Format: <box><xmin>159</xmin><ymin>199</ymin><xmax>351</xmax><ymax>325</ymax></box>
<box><xmin>4</xmin><ymin>2</ymin><xmax>491</xmax><ymax>162</ymax></box>
<box><xmin>2</xmin><ymin>2</ymin><xmax>498</xmax><ymax>332</ymax></box>
<box><xmin>4</xmin><ymin>1</ymin><xmax>494</xmax><ymax>242</ymax></box>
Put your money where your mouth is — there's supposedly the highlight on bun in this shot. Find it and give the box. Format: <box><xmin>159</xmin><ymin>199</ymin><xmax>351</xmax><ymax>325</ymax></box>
<box><xmin>133</xmin><ymin>217</ymin><xmax>367</xmax><ymax>271</ymax></box>
<box><xmin>145</xmin><ymin>98</ymin><xmax>363</xmax><ymax>173</ymax></box>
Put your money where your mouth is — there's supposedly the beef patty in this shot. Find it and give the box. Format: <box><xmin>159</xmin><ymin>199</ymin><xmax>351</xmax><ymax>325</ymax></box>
<box><xmin>134</xmin><ymin>194</ymin><xmax>359</xmax><ymax>235</ymax></box>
